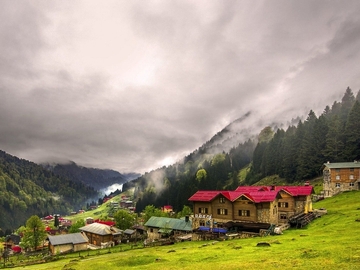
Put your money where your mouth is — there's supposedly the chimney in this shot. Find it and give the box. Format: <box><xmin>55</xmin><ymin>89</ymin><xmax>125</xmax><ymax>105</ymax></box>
<box><xmin>185</xmin><ymin>215</ymin><xmax>189</xmax><ymax>222</ymax></box>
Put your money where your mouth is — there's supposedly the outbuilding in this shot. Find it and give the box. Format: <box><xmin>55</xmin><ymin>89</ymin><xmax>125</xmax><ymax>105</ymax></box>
<box><xmin>48</xmin><ymin>233</ymin><xmax>88</xmax><ymax>254</ymax></box>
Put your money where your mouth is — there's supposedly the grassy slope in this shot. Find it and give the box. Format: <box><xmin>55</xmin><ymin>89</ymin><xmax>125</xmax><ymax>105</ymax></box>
<box><xmin>14</xmin><ymin>190</ymin><xmax>360</xmax><ymax>270</ymax></box>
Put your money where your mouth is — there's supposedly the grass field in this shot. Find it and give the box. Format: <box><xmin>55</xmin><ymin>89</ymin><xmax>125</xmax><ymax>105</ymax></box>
<box><xmin>8</xmin><ymin>190</ymin><xmax>360</xmax><ymax>270</ymax></box>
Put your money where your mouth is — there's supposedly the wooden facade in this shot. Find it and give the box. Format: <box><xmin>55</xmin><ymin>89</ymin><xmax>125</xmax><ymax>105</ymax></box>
<box><xmin>189</xmin><ymin>185</ymin><xmax>313</xmax><ymax>233</ymax></box>
<box><xmin>323</xmin><ymin>161</ymin><xmax>360</xmax><ymax>197</ymax></box>
<box><xmin>4</xmin><ymin>234</ymin><xmax>20</xmax><ymax>250</ymax></box>
<box><xmin>79</xmin><ymin>223</ymin><xmax>122</xmax><ymax>246</ymax></box>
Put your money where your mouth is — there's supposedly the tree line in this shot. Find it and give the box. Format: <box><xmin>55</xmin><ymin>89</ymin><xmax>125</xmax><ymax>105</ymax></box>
<box><xmin>247</xmin><ymin>87</ymin><xmax>360</xmax><ymax>183</ymax></box>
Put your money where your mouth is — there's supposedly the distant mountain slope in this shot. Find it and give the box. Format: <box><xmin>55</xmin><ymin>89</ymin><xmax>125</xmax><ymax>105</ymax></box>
<box><xmin>127</xmin><ymin>87</ymin><xmax>360</xmax><ymax>214</ymax></box>
<box><xmin>42</xmin><ymin>161</ymin><xmax>139</xmax><ymax>190</ymax></box>
<box><xmin>0</xmin><ymin>150</ymin><xmax>98</xmax><ymax>230</ymax></box>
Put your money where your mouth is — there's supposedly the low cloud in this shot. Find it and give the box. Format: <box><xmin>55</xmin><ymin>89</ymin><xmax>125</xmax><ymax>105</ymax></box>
<box><xmin>0</xmin><ymin>1</ymin><xmax>360</xmax><ymax>174</ymax></box>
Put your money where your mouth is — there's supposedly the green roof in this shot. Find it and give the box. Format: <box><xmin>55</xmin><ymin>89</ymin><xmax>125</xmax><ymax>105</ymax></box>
<box><xmin>324</xmin><ymin>162</ymin><xmax>360</xmax><ymax>169</ymax></box>
<box><xmin>144</xmin><ymin>217</ymin><xmax>192</xmax><ymax>232</ymax></box>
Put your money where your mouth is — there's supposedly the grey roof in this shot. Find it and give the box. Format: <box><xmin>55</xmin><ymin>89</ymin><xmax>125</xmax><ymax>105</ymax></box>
<box><xmin>79</xmin><ymin>222</ymin><xmax>122</xmax><ymax>236</ymax></box>
<box><xmin>144</xmin><ymin>216</ymin><xmax>192</xmax><ymax>232</ymax></box>
<box><xmin>5</xmin><ymin>234</ymin><xmax>21</xmax><ymax>244</ymax></box>
<box><xmin>324</xmin><ymin>162</ymin><xmax>360</xmax><ymax>169</ymax></box>
<box><xmin>123</xmin><ymin>229</ymin><xmax>135</xmax><ymax>235</ymax></box>
<box><xmin>48</xmin><ymin>233</ymin><xmax>88</xmax><ymax>246</ymax></box>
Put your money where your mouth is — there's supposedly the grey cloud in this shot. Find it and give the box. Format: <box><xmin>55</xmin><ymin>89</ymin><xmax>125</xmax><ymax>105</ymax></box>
<box><xmin>1</xmin><ymin>1</ymin><xmax>360</xmax><ymax>173</ymax></box>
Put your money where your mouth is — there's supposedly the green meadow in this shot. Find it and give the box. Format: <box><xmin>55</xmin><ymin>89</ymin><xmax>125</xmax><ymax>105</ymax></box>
<box><xmin>9</xmin><ymin>190</ymin><xmax>360</xmax><ymax>270</ymax></box>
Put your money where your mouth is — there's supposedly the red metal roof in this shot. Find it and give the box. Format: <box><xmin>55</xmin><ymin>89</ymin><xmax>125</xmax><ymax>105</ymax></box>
<box><xmin>248</xmin><ymin>191</ymin><xmax>278</xmax><ymax>202</ymax></box>
<box><xmin>279</xmin><ymin>186</ymin><xmax>314</xmax><ymax>196</ymax></box>
<box><xmin>188</xmin><ymin>191</ymin><xmax>221</xmax><ymax>202</ymax></box>
<box><xmin>234</xmin><ymin>186</ymin><xmax>265</xmax><ymax>192</ymax></box>
<box><xmin>189</xmin><ymin>185</ymin><xmax>313</xmax><ymax>203</ymax></box>
<box><xmin>94</xmin><ymin>219</ymin><xmax>116</xmax><ymax>226</ymax></box>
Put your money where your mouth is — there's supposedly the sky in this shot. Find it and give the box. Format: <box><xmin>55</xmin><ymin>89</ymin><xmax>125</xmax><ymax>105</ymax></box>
<box><xmin>1</xmin><ymin>0</ymin><xmax>360</xmax><ymax>174</ymax></box>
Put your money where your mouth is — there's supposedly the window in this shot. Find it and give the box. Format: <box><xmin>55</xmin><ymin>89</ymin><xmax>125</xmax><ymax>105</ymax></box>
<box><xmin>217</xmin><ymin>208</ymin><xmax>228</xmax><ymax>215</ymax></box>
<box><xmin>350</xmin><ymin>168</ymin><xmax>354</xmax><ymax>172</ymax></box>
<box><xmin>336</xmin><ymin>175</ymin><xmax>340</xmax><ymax>180</ymax></box>
<box><xmin>280</xmin><ymin>214</ymin><xmax>287</xmax><ymax>220</ymax></box>
<box><xmin>335</xmin><ymin>183</ymin><xmax>341</xmax><ymax>188</ymax></box>
<box><xmin>350</xmin><ymin>182</ymin><xmax>355</xmax><ymax>187</ymax></box>
<box><xmin>335</xmin><ymin>169</ymin><xmax>341</xmax><ymax>172</ymax></box>
<box><xmin>350</xmin><ymin>175</ymin><xmax>354</xmax><ymax>180</ymax></box>
<box><xmin>199</xmin><ymin>207</ymin><xmax>208</xmax><ymax>214</ymax></box>
<box><xmin>239</xmin><ymin>210</ymin><xmax>250</xmax><ymax>216</ymax></box>
<box><xmin>199</xmin><ymin>220</ymin><xmax>205</xmax><ymax>226</ymax></box>
<box><xmin>278</xmin><ymin>202</ymin><xmax>289</xmax><ymax>208</ymax></box>
<box><xmin>219</xmin><ymin>197</ymin><xmax>225</xmax><ymax>203</ymax></box>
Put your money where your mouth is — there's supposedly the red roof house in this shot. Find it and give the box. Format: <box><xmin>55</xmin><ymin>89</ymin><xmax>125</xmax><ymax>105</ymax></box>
<box><xmin>189</xmin><ymin>185</ymin><xmax>314</xmax><ymax>234</ymax></box>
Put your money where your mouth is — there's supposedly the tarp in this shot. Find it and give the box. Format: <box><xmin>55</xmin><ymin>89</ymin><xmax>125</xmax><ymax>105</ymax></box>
<box><xmin>12</xmin><ymin>245</ymin><xmax>22</xmax><ymax>253</ymax></box>
<box><xmin>198</xmin><ymin>226</ymin><xmax>211</xmax><ymax>231</ymax></box>
<box><xmin>212</xmin><ymin>228</ymin><xmax>227</xmax><ymax>233</ymax></box>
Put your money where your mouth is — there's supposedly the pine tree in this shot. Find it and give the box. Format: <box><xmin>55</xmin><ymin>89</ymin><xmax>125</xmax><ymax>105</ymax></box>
<box><xmin>297</xmin><ymin>111</ymin><xmax>324</xmax><ymax>179</ymax></box>
<box><xmin>280</xmin><ymin>125</ymin><xmax>297</xmax><ymax>181</ymax></box>
<box><xmin>343</xmin><ymin>101</ymin><xmax>360</xmax><ymax>160</ymax></box>
<box><xmin>323</xmin><ymin>115</ymin><xmax>344</xmax><ymax>162</ymax></box>
<box><xmin>340</xmin><ymin>87</ymin><xmax>355</xmax><ymax>126</ymax></box>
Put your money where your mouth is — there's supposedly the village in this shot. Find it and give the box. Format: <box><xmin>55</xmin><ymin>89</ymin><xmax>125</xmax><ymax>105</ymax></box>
<box><xmin>2</xmin><ymin>161</ymin><xmax>360</xmax><ymax>261</ymax></box>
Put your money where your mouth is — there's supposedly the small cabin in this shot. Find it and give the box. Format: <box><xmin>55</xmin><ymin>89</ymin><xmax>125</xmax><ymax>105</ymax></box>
<box><xmin>48</xmin><ymin>233</ymin><xmax>88</xmax><ymax>254</ymax></box>
<box><xmin>79</xmin><ymin>223</ymin><xmax>122</xmax><ymax>246</ymax></box>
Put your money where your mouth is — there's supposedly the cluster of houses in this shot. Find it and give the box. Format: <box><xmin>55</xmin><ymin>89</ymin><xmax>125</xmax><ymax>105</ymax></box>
<box><xmin>3</xmin><ymin>161</ymin><xmax>360</xmax><ymax>256</ymax></box>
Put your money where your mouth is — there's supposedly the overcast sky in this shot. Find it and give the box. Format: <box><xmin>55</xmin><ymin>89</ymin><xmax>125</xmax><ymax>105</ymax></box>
<box><xmin>1</xmin><ymin>1</ymin><xmax>360</xmax><ymax>174</ymax></box>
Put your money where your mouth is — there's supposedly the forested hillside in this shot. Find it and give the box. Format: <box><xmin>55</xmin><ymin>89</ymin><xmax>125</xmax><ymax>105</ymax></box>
<box><xmin>42</xmin><ymin>161</ymin><xmax>130</xmax><ymax>190</ymax></box>
<box><xmin>0</xmin><ymin>151</ymin><xmax>98</xmax><ymax>231</ymax></box>
<box><xmin>247</xmin><ymin>87</ymin><xmax>360</xmax><ymax>183</ymax></box>
<box><xmin>126</xmin><ymin>87</ymin><xmax>360</xmax><ymax>213</ymax></box>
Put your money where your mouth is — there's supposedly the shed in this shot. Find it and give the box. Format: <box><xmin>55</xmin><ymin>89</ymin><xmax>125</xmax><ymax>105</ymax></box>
<box><xmin>48</xmin><ymin>233</ymin><xmax>88</xmax><ymax>254</ymax></box>
<box><xmin>144</xmin><ymin>217</ymin><xmax>192</xmax><ymax>241</ymax></box>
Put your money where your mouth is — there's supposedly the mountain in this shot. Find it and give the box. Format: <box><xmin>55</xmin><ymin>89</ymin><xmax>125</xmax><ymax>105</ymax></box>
<box><xmin>42</xmin><ymin>161</ymin><xmax>139</xmax><ymax>191</ymax></box>
<box><xmin>0</xmin><ymin>150</ymin><xmax>98</xmax><ymax>230</ymax></box>
<box><xmin>126</xmin><ymin>87</ymin><xmax>360</xmax><ymax>214</ymax></box>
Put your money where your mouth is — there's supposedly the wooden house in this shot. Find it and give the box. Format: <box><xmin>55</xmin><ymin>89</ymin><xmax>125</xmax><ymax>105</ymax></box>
<box><xmin>79</xmin><ymin>222</ymin><xmax>122</xmax><ymax>246</ymax></box>
<box><xmin>47</xmin><ymin>233</ymin><xmax>88</xmax><ymax>255</ymax></box>
<box><xmin>161</xmin><ymin>205</ymin><xmax>173</xmax><ymax>213</ymax></box>
<box><xmin>144</xmin><ymin>216</ymin><xmax>192</xmax><ymax>241</ymax></box>
<box><xmin>4</xmin><ymin>234</ymin><xmax>20</xmax><ymax>250</ymax></box>
<box><xmin>188</xmin><ymin>185</ymin><xmax>313</xmax><ymax>235</ymax></box>
<box><xmin>323</xmin><ymin>161</ymin><xmax>360</xmax><ymax>197</ymax></box>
